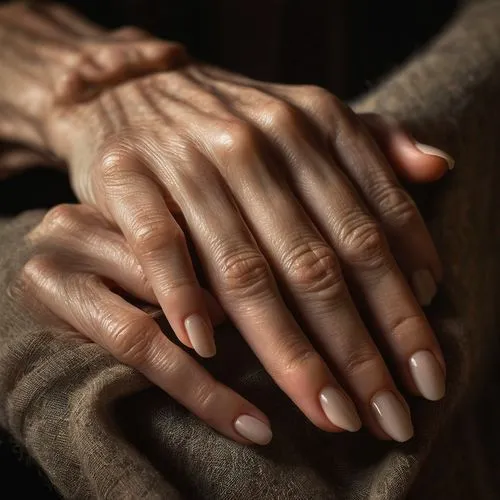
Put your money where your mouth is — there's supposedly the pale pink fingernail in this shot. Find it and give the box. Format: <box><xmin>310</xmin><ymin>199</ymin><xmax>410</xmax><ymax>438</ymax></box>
<box><xmin>414</xmin><ymin>143</ymin><xmax>455</xmax><ymax>170</ymax></box>
<box><xmin>184</xmin><ymin>314</ymin><xmax>216</xmax><ymax>358</ymax></box>
<box><xmin>234</xmin><ymin>415</ymin><xmax>273</xmax><ymax>445</ymax></box>
<box><xmin>319</xmin><ymin>386</ymin><xmax>362</xmax><ymax>432</ymax></box>
<box><xmin>410</xmin><ymin>350</ymin><xmax>446</xmax><ymax>401</ymax></box>
<box><xmin>372</xmin><ymin>392</ymin><xmax>414</xmax><ymax>443</ymax></box>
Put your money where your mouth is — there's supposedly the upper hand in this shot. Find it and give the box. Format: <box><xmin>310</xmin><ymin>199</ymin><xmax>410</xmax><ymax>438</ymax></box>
<box><xmin>44</xmin><ymin>40</ymin><xmax>450</xmax><ymax>442</ymax></box>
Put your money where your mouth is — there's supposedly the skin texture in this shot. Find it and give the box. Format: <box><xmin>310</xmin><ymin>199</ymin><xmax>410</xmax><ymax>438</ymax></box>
<box><xmin>16</xmin><ymin>115</ymin><xmax>449</xmax><ymax>445</ymax></box>
<box><xmin>0</xmin><ymin>2</ymin><xmax>451</xmax><ymax>444</ymax></box>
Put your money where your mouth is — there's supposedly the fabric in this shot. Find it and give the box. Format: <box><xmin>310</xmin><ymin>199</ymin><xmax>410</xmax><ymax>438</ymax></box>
<box><xmin>1</xmin><ymin>0</ymin><xmax>500</xmax><ymax>498</ymax></box>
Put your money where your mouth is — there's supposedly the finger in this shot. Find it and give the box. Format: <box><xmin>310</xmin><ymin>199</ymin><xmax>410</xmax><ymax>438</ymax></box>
<box><xmin>28</xmin><ymin>204</ymin><xmax>156</xmax><ymax>303</ymax></box>
<box><xmin>203</xmin><ymin>289</ymin><xmax>226</xmax><ymax>326</ymax></box>
<box><xmin>189</xmin><ymin>71</ymin><xmax>444</xmax><ymax>299</ymax></box>
<box><xmin>30</xmin><ymin>204</ymin><xmax>226</xmax><ymax>326</ymax></box>
<box><xmin>188</xmin><ymin>72</ymin><xmax>443</xmax><ymax>300</ymax></box>
<box><xmin>360</xmin><ymin>113</ymin><xmax>454</xmax><ymax>183</ymax></box>
<box><xmin>227</xmin><ymin>176</ymin><xmax>412</xmax><ymax>438</ymax></box>
<box><xmin>206</xmin><ymin>100</ymin><xmax>417</xmax><ymax>439</ymax></box>
<box><xmin>157</xmin><ymin>146</ymin><xmax>358</xmax><ymax>434</ymax></box>
<box><xmin>21</xmin><ymin>257</ymin><xmax>272</xmax><ymax>445</ymax></box>
<box><xmin>333</xmin><ymin>107</ymin><xmax>445</xmax><ymax>302</ymax></box>
<box><xmin>282</xmin><ymin>89</ymin><xmax>443</xmax><ymax>304</ymax></box>
<box><xmin>222</xmin><ymin>88</ymin><xmax>444</xmax><ymax>411</ymax></box>
<box><xmin>274</xmin><ymin>95</ymin><xmax>446</xmax><ymax>401</ymax></box>
<box><xmin>100</xmin><ymin>155</ymin><xmax>216</xmax><ymax>358</ymax></box>
<box><xmin>295</xmin><ymin>136</ymin><xmax>445</xmax><ymax>404</ymax></box>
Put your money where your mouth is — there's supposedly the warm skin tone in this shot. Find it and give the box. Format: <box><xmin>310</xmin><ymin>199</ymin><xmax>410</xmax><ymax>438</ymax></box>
<box><xmin>1</xmin><ymin>2</ymin><xmax>452</xmax><ymax>445</ymax></box>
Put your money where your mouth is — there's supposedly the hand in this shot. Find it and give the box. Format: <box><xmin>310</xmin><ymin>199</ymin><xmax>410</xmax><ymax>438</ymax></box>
<box><xmin>45</xmin><ymin>49</ymin><xmax>451</xmax><ymax>442</ymax></box>
<box><xmin>16</xmin><ymin>203</ymin><xmax>276</xmax><ymax>445</ymax></box>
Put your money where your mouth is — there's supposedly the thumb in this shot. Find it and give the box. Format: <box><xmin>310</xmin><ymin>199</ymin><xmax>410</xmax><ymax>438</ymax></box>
<box><xmin>360</xmin><ymin>113</ymin><xmax>454</xmax><ymax>183</ymax></box>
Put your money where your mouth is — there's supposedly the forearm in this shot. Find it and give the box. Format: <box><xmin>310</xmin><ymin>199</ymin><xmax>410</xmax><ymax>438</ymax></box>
<box><xmin>354</xmin><ymin>0</ymin><xmax>500</xmax><ymax>162</ymax></box>
<box><xmin>0</xmin><ymin>2</ymin><xmax>106</xmax><ymax>150</ymax></box>
<box><xmin>0</xmin><ymin>2</ymin><xmax>186</xmax><ymax>176</ymax></box>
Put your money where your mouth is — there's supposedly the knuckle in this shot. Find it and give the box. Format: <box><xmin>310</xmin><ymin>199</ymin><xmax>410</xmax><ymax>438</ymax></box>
<box><xmin>284</xmin><ymin>241</ymin><xmax>344</xmax><ymax>297</ymax></box>
<box><xmin>342</xmin><ymin>348</ymin><xmax>381</xmax><ymax>379</ymax></box>
<box><xmin>42</xmin><ymin>204</ymin><xmax>79</xmax><ymax>234</ymax></box>
<box><xmin>113</xmin><ymin>25</ymin><xmax>150</xmax><ymax>40</ymax></box>
<box><xmin>263</xmin><ymin>100</ymin><xmax>301</xmax><ymax>131</ymax></box>
<box><xmin>21</xmin><ymin>255</ymin><xmax>56</xmax><ymax>288</ymax></box>
<box><xmin>218</xmin><ymin>248</ymin><xmax>270</xmax><ymax>297</ymax></box>
<box><xmin>109</xmin><ymin>314</ymin><xmax>156</xmax><ymax>366</ymax></box>
<box><xmin>12</xmin><ymin>254</ymin><xmax>58</xmax><ymax>302</ymax></box>
<box><xmin>98</xmin><ymin>144</ymin><xmax>140</xmax><ymax>191</ymax></box>
<box><xmin>213</xmin><ymin>120</ymin><xmax>259</xmax><ymax>160</ymax></box>
<box><xmin>373</xmin><ymin>184</ymin><xmax>418</xmax><ymax>228</ymax></box>
<box><xmin>133</xmin><ymin>218</ymin><xmax>185</xmax><ymax>258</ymax></box>
<box><xmin>277</xmin><ymin>338</ymin><xmax>323</xmax><ymax>378</ymax></box>
<box><xmin>302</xmin><ymin>85</ymin><xmax>342</xmax><ymax>113</ymax></box>
<box><xmin>100</xmin><ymin>148</ymin><xmax>128</xmax><ymax>182</ymax></box>
<box><xmin>144</xmin><ymin>41</ymin><xmax>187</xmax><ymax>63</ymax></box>
<box><xmin>336</xmin><ymin>213</ymin><xmax>387</xmax><ymax>267</ymax></box>
<box><xmin>191</xmin><ymin>381</ymin><xmax>219</xmax><ymax>420</ymax></box>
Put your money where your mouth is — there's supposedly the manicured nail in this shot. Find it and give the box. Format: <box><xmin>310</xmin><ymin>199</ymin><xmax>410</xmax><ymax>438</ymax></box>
<box><xmin>184</xmin><ymin>314</ymin><xmax>216</xmax><ymax>358</ymax></box>
<box><xmin>415</xmin><ymin>143</ymin><xmax>455</xmax><ymax>170</ymax></box>
<box><xmin>319</xmin><ymin>386</ymin><xmax>362</xmax><ymax>432</ymax></box>
<box><xmin>409</xmin><ymin>350</ymin><xmax>446</xmax><ymax>401</ymax></box>
<box><xmin>234</xmin><ymin>415</ymin><xmax>273</xmax><ymax>445</ymax></box>
<box><xmin>371</xmin><ymin>392</ymin><xmax>414</xmax><ymax>443</ymax></box>
<box><xmin>411</xmin><ymin>269</ymin><xmax>437</xmax><ymax>307</ymax></box>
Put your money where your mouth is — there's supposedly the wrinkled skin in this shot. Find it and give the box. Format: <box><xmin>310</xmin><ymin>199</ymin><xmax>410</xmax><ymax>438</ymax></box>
<box><xmin>16</xmin><ymin>27</ymin><xmax>451</xmax><ymax>444</ymax></box>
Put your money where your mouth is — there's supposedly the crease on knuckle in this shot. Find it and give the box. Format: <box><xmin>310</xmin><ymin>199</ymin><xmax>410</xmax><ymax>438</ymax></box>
<box><xmin>42</xmin><ymin>204</ymin><xmax>79</xmax><ymax>234</ymax></box>
<box><xmin>373</xmin><ymin>183</ymin><xmax>417</xmax><ymax>228</ymax></box>
<box><xmin>218</xmin><ymin>248</ymin><xmax>270</xmax><ymax>297</ymax></box>
<box><xmin>284</xmin><ymin>241</ymin><xmax>344</xmax><ymax>297</ymax></box>
<box><xmin>109</xmin><ymin>315</ymin><xmax>156</xmax><ymax>366</ymax></box>
<box><xmin>133</xmin><ymin>218</ymin><xmax>184</xmax><ymax>258</ymax></box>
<box><xmin>336</xmin><ymin>213</ymin><xmax>386</xmax><ymax>267</ymax></box>
<box><xmin>342</xmin><ymin>348</ymin><xmax>380</xmax><ymax>379</ymax></box>
<box><xmin>99</xmin><ymin>146</ymin><xmax>138</xmax><ymax>189</ymax></box>
<box><xmin>20</xmin><ymin>255</ymin><xmax>56</xmax><ymax>290</ymax></box>
<box><xmin>10</xmin><ymin>256</ymin><xmax>49</xmax><ymax>301</ymax></box>
<box><xmin>277</xmin><ymin>338</ymin><xmax>321</xmax><ymax>378</ymax></box>
<box><xmin>191</xmin><ymin>381</ymin><xmax>219</xmax><ymax>420</ymax></box>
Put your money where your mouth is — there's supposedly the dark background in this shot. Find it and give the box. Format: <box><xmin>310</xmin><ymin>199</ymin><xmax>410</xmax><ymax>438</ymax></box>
<box><xmin>0</xmin><ymin>1</ymin><xmax>457</xmax><ymax>497</ymax></box>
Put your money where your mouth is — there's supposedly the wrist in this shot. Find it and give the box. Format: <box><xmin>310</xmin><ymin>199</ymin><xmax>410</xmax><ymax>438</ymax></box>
<box><xmin>0</xmin><ymin>2</ymin><xmax>107</xmax><ymax>149</ymax></box>
<box><xmin>52</xmin><ymin>26</ymin><xmax>189</xmax><ymax>107</ymax></box>
<box><xmin>0</xmin><ymin>2</ymin><xmax>189</xmax><ymax>154</ymax></box>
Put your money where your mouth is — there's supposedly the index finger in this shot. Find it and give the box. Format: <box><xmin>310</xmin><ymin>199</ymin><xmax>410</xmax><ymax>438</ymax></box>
<box><xmin>23</xmin><ymin>257</ymin><xmax>272</xmax><ymax>445</ymax></box>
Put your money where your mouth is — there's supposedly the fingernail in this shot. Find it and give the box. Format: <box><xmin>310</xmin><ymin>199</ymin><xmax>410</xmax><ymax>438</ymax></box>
<box><xmin>184</xmin><ymin>314</ymin><xmax>216</xmax><ymax>358</ymax></box>
<box><xmin>411</xmin><ymin>269</ymin><xmax>437</xmax><ymax>307</ymax></box>
<box><xmin>414</xmin><ymin>143</ymin><xmax>455</xmax><ymax>170</ymax></box>
<box><xmin>371</xmin><ymin>392</ymin><xmax>414</xmax><ymax>443</ymax></box>
<box><xmin>319</xmin><ymin>386</ymin><xmax>362</xmax><ymax>432</ymax></box>
<box><xmin>410</xmin><ymin>350</ymin><xmax>446</xmax><ymax>401</ymax></box>
<box><xmin>234</xmin><ymin>415</ymin><xmax>273</xmax><ymax>445</ymax></box>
